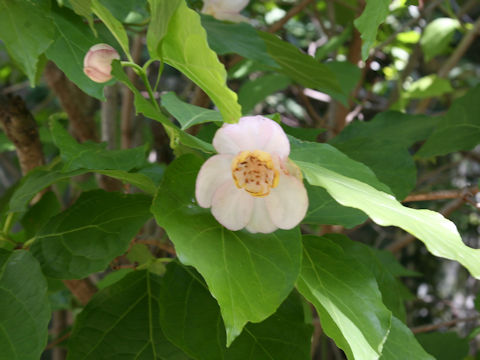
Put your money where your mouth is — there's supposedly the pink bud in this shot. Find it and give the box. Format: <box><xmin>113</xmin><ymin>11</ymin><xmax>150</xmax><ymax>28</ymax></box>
<box><xmin>83</xmin><ymin>44</ymin><xmax>120</xmax><ymax>83</ymax></box>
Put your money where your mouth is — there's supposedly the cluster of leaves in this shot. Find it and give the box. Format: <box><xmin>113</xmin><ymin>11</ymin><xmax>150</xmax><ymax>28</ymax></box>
<box><xmin>0</xmin><ymin>0</ymin><xmax>479</xmax><ymax>359</ymax></box>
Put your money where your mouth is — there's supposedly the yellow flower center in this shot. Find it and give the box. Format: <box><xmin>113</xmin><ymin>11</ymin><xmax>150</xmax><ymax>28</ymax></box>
<box><xmin>231</xmin><ymin>150</ymin><xmax>279</xmax><ymax>197</ymax></box>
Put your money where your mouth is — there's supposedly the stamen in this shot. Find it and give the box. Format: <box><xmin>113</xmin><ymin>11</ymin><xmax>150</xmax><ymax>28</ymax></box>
<box><xmin>231</xmin><ymin>150</ymin><xmax>279</xmax><ymax>197</ymax></box>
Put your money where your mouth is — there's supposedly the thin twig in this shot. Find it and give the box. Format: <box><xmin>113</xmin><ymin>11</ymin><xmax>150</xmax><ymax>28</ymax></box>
<box><xmin>411</xmin><ymin>315</ymin><xmax>480</xmax><ymax>334</ymax></box>
<box><xmin>403</xmin><ymin>186</ymin><xmax>479</xmax><ymax>202</ymax></box>
<box><xmin>268</xmin><ymin>0</ymin><xmax>315</xmax><ymax>34</ymax></box>
<box><xmin>45</xmin><ymin>332</ymin><xmax>71</xmax><ymax>350</ymax></box>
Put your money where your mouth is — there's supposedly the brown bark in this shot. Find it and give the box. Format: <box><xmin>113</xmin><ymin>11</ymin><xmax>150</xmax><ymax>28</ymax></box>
<box><xmin>0</xmin><ymin>94</ymin><xmax>45</xmax><ymax>174</ymax></box>
<box><xmin>44</xmin><ymin>61</ymin><xmax>98</xmax><ymax>142</ymax></box>
<box><xmin>63</xmin><ymin>279</ymin><xmax>98</xmax><ymax>306</ymax></box>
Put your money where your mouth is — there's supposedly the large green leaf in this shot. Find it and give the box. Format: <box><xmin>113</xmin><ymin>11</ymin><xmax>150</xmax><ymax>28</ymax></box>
<box><xmin>160</xmin><ymin>262</ymin><xmax>312</xmax><ymax>360</ymax></box>
<box><xmin>151</xmin><ymin>155</ymin><xmax>302</xmax><ymax>346</ymax></box>
<box><xmin>290</xmin><ymin>137</ymin><xmax>391</xmax><ymax>194</ymax></box>
<box><xmin>324</xmin><ymin>234</ymin><xmax>407</xmax><ymax>321</ymax></box>
<box><xmin>354</xmin><ymin>0</ymin><xmax>390</xmax><ymax>59</ymax></box>
<box><xmin>69</xmin><ymin>0</ymin><xmax>95</xmax><ymax>35</ymax></box>
<box><xmin>45</xmin><ymin>4</ymin><xmax>107</xmax><ymax>100</ymax></box>
<box><xmin>67</xmin><ymin>270</ymin><xmax>188</xmax><ymax>360</ymax></box>
<box><xmin>258</xmin><ymin>32</ymin><xmax>343</xmax><ymax>103</ymax></box>
<box><xmin>91</xmin><ymin>0</ymin><xmax>130</xmax><ymax>56</ymax></box>
<box><xmin>416</xmin><ymin>332</ymin><xmax>469</xmax><ymax>360</ymax></box>
<box><xmin>304</xmin><ymin>185</ymin><xmax>367</xmax><ymax>228</ymax></box>
<box><xmin>146</xmin><ymin>0</ymin><xmax>181</xmax><ymax>57</ymax></box>
<box><xmin>21</xmin><ymin>191</ymin><xmax>61</xmax><ymax>238</ymax></box>
<box><xmin>0</xmin><ymin>250</ymin><xmax>50</xmax><ymax>360</ymax></box>
<box><xmin>296</xmin><ymin>235</ymin><xmax>392</xmax><ymax>359</ymax></box>
<box><xmin>420</xmin><ymin>18</ymin><xmax>460</xmax><ymax>62</ymax></box>
<box><xmin>31</xmin><ymin>190</ymin><xmax>152</xmax><ymax>279</ymax></box>
<box><xmin>295</xmin><ymin>161</ymin><xmax>480</xmax><ymax>279</ymax></box>
<box><xmin>0</xmin><ymin>0</ymin><xmax>54</xmax><ymax>84</ymax></box>
<box><xmin>332</xmin><ymin>111</ymin><xmax>438</xmax><ymax>146</ymax></box>
<box><xmin>161</xmin><ymin>92</ymin><xmax>223</xmax><ymax>130</ymax></box>
<box><xmin>417</xmin><ymin>85</ymin><xmax>480</xmax><ymax>158</ymax></box>
<box><xmin>111</xmin><ymin>61</ymin><xmax>215</xmax><ymax>153</ymax></box>
<box><xmin>201</xmin><ymin>15</ymin><xmax>277</xmax><ymax>67</ymax></box>
<box><xmin>50</xmin><ymin>119</ymin><xmax>147</xmax><ymax>171</ymax></box>
<box><xmin>158</xmin><ymin>0</ymin><xmax>241</xmax><ymax>123</ymax></box>
<box><xmin>9</xmin><ymin>166</ymin><xmax>85</xmax><ymax>213</ymax></box>
<box><xmin>331</xmin><ymin>111</ymin><xmax>439</xmax><ymax>199</ymax></box>
<box><xmin>381</xmin><ymin>317</ymin><xmax>434</xmax><ymax>360</ymax></box>
<box><xmin>9</xmin><ymin>163</ymin><xmax>156</xmax><ymax>213</ymax></box>
<box><xmin>238</xmin><ymin>74</ymin><xmax>292</xmax><ymax>114</ymax></box>
<box><xmin>333</xmin><ymin>138</ymin><xmax>416</xmax><ymax>200</ymax></box>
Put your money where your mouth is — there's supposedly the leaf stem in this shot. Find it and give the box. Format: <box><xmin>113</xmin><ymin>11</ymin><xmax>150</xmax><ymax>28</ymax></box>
<box><xmin>3</xmin><ymin>212</ymin><xmax>14</xmax><ymax>234</ymax></box>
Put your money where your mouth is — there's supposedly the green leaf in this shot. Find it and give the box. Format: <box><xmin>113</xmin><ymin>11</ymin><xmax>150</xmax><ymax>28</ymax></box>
<box><xmin>296</xmin><ymin>161</ymin><xmax>480</xmax><ymax>279</ymax></box>
<box><xmin>420</xmin><ymin>18</ymin><xmax>460</xmax><ymax>62</ymax></box>
<box><xmin>332</xmin><ymin>111</ymin><xmax>438</xmax><ymax>147</ymax></box>
<box><xmin>201</xmin><ymin>15</ymin><xmax>277</xmax><ymax>67</ymax></box>
<box><xmin>21</xmin><ymin>191</ymin><xmax>61</xmax><ymax>238</ymax></box>
<box><xmin>111</xmin><ymin>61</ymin><xmax>215</xmax><ymax>153</ymax></box>
<box><xmin>45</xmin><ymin>4</ymin><xmax>107</xmax><ymax>100</ymax></box>
<box><xmin>160</xmin><ymin>262</ymin><xmax>312</xmax><ymax>360</ymax></box>
<box><xmin>416</xmin><ymin>332</ymin><xmax>469</xmax><ymax>360</ymax></box>
<box><xmin>31</xmin><ymin>190</ymin><xmax>152</xmax><ymax>279</ymax></box>
<box><xmin>146</xmin><ymin>0</ymin><xmax>182</xmax><ymax>57</ymax></box>
<box><xmin>91</xmin><ymin>0</ymin><xmax>130</xmax><ymax>56</ymax></box>
<box><xmin>381</xmin><ymin>317</ymin><xmax>434</xmax><ymax>360</ymax></box>
<box><xmin>99</xmin><ymin>0</ymin><xmax>147</xmax><ymax>22</ymax></box>
<box><xmin>0</xmin><ymin>250</ymin><xmax>50</xmax><ymax>360</ymax></box>
<box><xmin>290</xmin><ymin>137</ymin><xmax>392</xmax><ymax>194</ymax></box>
<box><xmin>331</xmin><ymin>111</ymin><xmax>439</xmax><ymax>199</ymax></box>
<box><xmin>258</xmin><ymin>32</ymin><xmax>343</xmax><ymax>103</ymax></box>
<box><xmin>67</xmin><ymin>270</ymin><xmax>188</xmax><ymax>360</ymax></box>
<box><xmin>403</xmin><ymin>74</ymin><xmax>453</xmax><ymax>99</ymax></box>
<box><xmin>9</xmin><ymin>166</ymin><xmax>85</xmax><ymax>213</ymax></box>
<box><xmin>296</xmin><ymin>235</ymin><xmax>392</xmax><ymax>359</ymax></box>
<box><xmin>324</xmin><ymin>61</ymin><xmax>361</xmax><ymax>104</ymax></box>
<box><xmin>333</xmin><ymin>138</ymin><xmax>416</xmax><ymax>200</ymax></box>
<box><xmin>325</xmin><ymin>233</ymin><xmax>407</xmax><ymax>321</ymax></box>
<box><xmin>238</xmin><ymin>74</ymin><xmax>292</xmax><ymax>114</ymax></box>
<box><xmin>50</xmin><ymin>119</ymin><xmax>147</xmax><ymax>171</ymax></box>
<box><xmin>69</xmin><ymin>0</ymin><xmax>96</xmax><ymax>35</ymax></box>
<box><xmin>151</xmin><ymin>155</ymin><xmax>302</xmax><ymax>346</ymax></box>
<box><xmin>96</xmin><ymin>169</ymin><xmax>157</xmax><ymax>194</ymax></box>
<box><xmin>0</xmin><ymin>0</ymin><xmax>54</xmax><ymax>84</ymax></box>
<box><xmin>417</xmin><ymin>85</ymin><xmax>480</xmax><ymax>158</ymax></box>
<box><xmin>354</xmin><ymin>0</ymin><xmax>390</xmax><ymax>59</ymax></box>
<box><xmin>159</xmin><ymin>0</ymin><xmax>241</xmax><ymax>123</ymax></box>
<box><xmin>304</xmin><ymin>185</ymin><xmax>367</xmax><ymax>228</ymax></box>
<box><xmin>161</xmin><ymin>92</ymin><xmax>223</xmax><ymax>130</ymax></box>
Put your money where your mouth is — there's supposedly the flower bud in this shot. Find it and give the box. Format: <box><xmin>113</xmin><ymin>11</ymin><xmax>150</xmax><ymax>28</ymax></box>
<box><xmin>83</xmin><ymin>44</ymin><xmax>120</xmax><ymax>83</ymax></box>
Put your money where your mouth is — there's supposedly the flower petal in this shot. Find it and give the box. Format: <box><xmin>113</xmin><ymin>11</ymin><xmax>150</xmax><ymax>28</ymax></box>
<box><xmin>195</xmin><ymin>154</ymin><xmax>233</xmax><ymax>208</ymax></box>
<box><xmin>211</xmin><ymin>181</ymin><xmax>254</xmax><ymax>231</ymax></box>
<box><xmin>245</xmin><ymin>199</ymin><xmax>278</xmax><ymax>234</ymax></box>
<box><xmin>265</xmin><ymin>173</ymin><xmax>308</xmax><ymax>229</ymax></box>
<box><xmin>213</xmin><ymin>116</ymin><xmax>290</xmax><ymax>158</ymax></box>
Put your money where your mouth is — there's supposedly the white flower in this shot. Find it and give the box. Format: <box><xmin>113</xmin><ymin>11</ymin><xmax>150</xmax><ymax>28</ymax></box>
<box><xmin>201</xmin><ymin>0</ymin><xmax>249</xmax><ymax>22</ymax></box>
<box><xmin>83</xmin><ymin>44</ymin><xmax>120</xmax><ymax>83</ymax></box>
<box><xmin>195</xmin><ymin>116</ymin><xmax>308</xmax><ymax>233</ymax></box>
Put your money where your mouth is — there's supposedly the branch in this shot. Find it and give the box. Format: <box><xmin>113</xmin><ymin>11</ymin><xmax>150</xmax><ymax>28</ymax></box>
<box><xmin>0</xmin><ymin>94</ymin><xmax>45</xmax><ymax>174</ymax></box>
<box><xmin>44</xmin><ymin>62</ymin><xmax>98</xmax><ymax>142</ymax></box>
<box><xmin>403</xmin><ymin>186</ymin><xmax>479</xmax><ymax>202</ymax></box>
<box><xmin>63</xmin><ymin>279</ymin><xmax>97</xmax><ymax>306</ymax></box>
<box><xmin>411</xmin><ymin>315</ymin><xmax>480</xmax><ymax>334</ymax></box>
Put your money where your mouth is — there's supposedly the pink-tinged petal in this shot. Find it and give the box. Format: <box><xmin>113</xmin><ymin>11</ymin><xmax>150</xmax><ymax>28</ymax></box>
<box><xmin>195</xmin><ymin>154</ymin><xmax>234</xmax><ymax>208</ymax></box>
<box><xmin>214</xmin><ymin>11</ymin><xmax>249</xmax><ymax>22</ymax></box>
<box><xmin>265</xmin><ymin>173</ymin><xmax>308</xmax><ymax>229</ymax></box>
<box><xmin>213</xmin><ymin>116</ymin><xmax>290</xmax><ymax>157</ymax></box>
<box><xmin>220</xmin><ymin>0</ymin><xmax>249</xmax><ymax>12</ymax></box>
<box><xmin>211</xmin><ymin>181</ymin><xmax>254</xmax><ymax>231</ymax></box>
<box><xmin>245</xmin><ymin>199</ymin><xmax>278</xmax><ymax>234</ymax></box>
